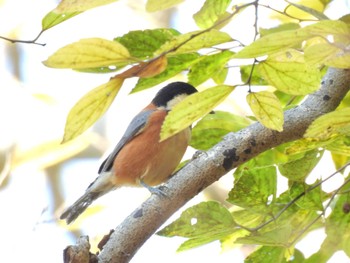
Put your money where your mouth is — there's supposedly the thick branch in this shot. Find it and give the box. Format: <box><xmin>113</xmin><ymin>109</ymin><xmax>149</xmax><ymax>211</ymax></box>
<box><xmin>97</xmin><ymin>68</ymin><xmax>350</xmax><ymax>263</ymax></box>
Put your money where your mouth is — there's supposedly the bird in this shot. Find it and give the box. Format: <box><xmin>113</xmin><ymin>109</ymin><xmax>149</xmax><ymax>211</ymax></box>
<box><xmin>60</xmin><ymin>82</ymin><xmax>198</xmax><ymax>224</ymax></box>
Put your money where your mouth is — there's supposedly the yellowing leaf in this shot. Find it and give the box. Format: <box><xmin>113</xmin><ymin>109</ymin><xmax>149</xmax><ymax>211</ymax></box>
<box><xmin>55</xmin><ymin>0</ymin><xmax>119</xmax><ymax>13</ymax></box>
<box><xmin>258</xmin><ymin>50</ymin><xmax>321</xmax><ymax>95</ymax></box>
<box><xmin>63</xmin><ymin>77</ymin><xmax>124</xmax><ymax>143</ymax></box>
<box><xmin>193</xmin><ymin>0</ymin><xmax>231</xmax><ymax>29</ymax></box>
<box><xmin>43</xmin><ymin>38</ymin><xmax>132</xmax><ymax>69</ymax></box>
<box><xmin>146</xmin><ymin>0</ymin><xmax>184</xmax><ymax>12</ymax></box>
<box><xmin>42</xmin><ymin>11</ymin><xmax>81</xmax><ymax>31</ymax></box>
<box><xmin>234</xmin><ymin>29</ymin><xmax>308</xmax><ymax>58</ymax></box>
<box><xmin>160</xmin><ymin>85</ymin><xmax>234</xmax><ymax>141</ymax></box>
<box><xmin>304</xmin><ymin>108</ymin><xmax>350</xmax><ymax>140</ymax></box>
<box><xmin>154</xmin><ymin>29</ymin><xmax>232</xmax><ymax>56</ymax></box>
<box><xmin>247</xmin><ymin>91</ymin><xmax>284</xmax><ymax>132</ymax></box>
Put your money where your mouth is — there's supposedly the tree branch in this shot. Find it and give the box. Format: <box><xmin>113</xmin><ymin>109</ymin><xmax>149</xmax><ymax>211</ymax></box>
<box><xmin>95</xmin><ymin>67</ymin><xmax>350</xmax><ymax>263</ymax></box>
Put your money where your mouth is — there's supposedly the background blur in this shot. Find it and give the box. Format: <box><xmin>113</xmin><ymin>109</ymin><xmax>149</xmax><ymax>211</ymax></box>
<box><xmin>1</xmin><ymin>0</ymin><xmax>350</xmax><ymax>262</ymax></box>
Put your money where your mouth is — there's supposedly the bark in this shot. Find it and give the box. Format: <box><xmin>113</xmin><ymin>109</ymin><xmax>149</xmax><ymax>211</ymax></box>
<box><xmin>90</xmin><ymin>68</ymin><xmax>350</xmax><ymax>262</ymax></box>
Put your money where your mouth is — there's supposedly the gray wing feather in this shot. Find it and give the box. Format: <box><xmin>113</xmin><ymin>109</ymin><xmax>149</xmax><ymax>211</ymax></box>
<box><xmin>98</xmin><ymin>110</ymin><xmax>154</xmax><ymax>174</ymax></box>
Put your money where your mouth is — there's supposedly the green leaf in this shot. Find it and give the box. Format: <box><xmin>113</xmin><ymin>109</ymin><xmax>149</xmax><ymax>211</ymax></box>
<box><xmin>307</xmin><ymin>189</ymin><xmax>350</xmax><ymax>260</ymax></box>
<box><xmin>240</xmin><ymin>65</ymin><xmax>268</xmax><ymax>85</ymax></box>
<box><xmin>278</xmin><ymin>149</ymin><xmax>324</xmax><ymax>181</ymax></box>
<box><xmin>304</xmin><ymin>108</ymin><xmax>350</xmax><ymax>140</ymax></box>
<box><xmin>42</xmin><ymin>11</ymin><xmax>81</xmax><ymax>31</ymax></box>
<box><xmin>43</xmin><ymin>38</ymin><xmax>132</xmax><ymax>69</ymax></box>
<box><xmin>114</xmin><ymin>29</ymin><xmax>180</xmax><ymax>59</ymax></box>
<box><xmin>289</xmin><ymin>181</ymin><xmax>324</xmax><ymax>211</ymax></box>
<box><xmin>326</xmin><ymin>136</ymin><xmax>350</xmax><ymax>156</ymax></box>
<box><xmin>146</xmin><ymin>0</ymin><xmax>184</xmax><ymax>12</ymax></box>
<box><xmin>132</xmin><ymin>53</ymin><xmax>200</xmax><ymax>93</ymax></box>
<box><xmin>193</xmin><ymin>0</ymin><xmax>231</xmax><ymax>29</ymax></box>
<box><xmin>160</xmin><ymin>85</ymin><xmax>234</xmax><ymax>141</ymax></box>
<box><xmin>62</xmin><ymin>77</ymin><xmax>123</xmax><ymax>142</ymax></box>
<box><xmin>237</xmin><ymin>225</ymin><xmax>292</xmax><ymax>246</ymax></box>
<box><xmin>154</xmin><ymin>29</ymin><xmax>232</xmax><ymax>56</ymax></box>
<box><xmin>245</xmin><ymin>246</ymin><xmax>288</xmax><ymax>263</ymax></box>
<box><xmin>258</xmin><ymin>50</ymin><xmax>321</xmax><ymax>95</ymax></box>
<box><xmin>247</xmin><ymin>91</ymin><xmax>284</xmax><ymax>131</ymax></box>
<box><xmin>212</xmin><ymin>66</ymin><xmax>228</xmax><ymax>84</ymax></box>
<box><xmin>228</xmin><ymin>166</ymin><xmax>277</xmax><ymax>213</ymax></box>
<box><xmin>190</xmin><ymin>111</ymin><xmax>251</xmax><ymax>150</ymax></box>
<box><xmin>157</xmin><ymin>201</ymin><xmax>237</xmax><ymax>251</ymax></box>
<box><xmin>188</xmin><ymin>50</ymin><xmax>234</xmax><ymax>86</ymax></box>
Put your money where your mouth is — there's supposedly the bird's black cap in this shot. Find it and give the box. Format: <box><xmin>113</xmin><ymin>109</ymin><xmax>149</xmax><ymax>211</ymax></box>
<box><xmin>152</xmin><ymin>82</ymin><xmax>197</xmax><ymax>107</ymax></box>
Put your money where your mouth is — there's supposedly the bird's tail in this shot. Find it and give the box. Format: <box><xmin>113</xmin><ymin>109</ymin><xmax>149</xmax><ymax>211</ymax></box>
<box><xmin>60</xmin><ymin>172</ymin><xmax>116</xmax><ymax>224</ymax></box>
<box><xmin>60</xmin><ymin>191</ymin><xmax>101</xmax><ymax>224</ymax></box>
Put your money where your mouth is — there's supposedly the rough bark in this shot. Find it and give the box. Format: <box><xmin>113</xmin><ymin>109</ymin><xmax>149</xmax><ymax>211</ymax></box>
<box><xmin>90</xmin><ymin>68</ymin><xmax>350</xmax><ymax>262</ymax></box>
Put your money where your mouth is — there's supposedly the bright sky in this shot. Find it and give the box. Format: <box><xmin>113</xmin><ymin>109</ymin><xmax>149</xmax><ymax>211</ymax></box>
<box><xmin>1</xmin><ymin>0</ymin><xmax>350</xmax><ymax>263</ymax></box>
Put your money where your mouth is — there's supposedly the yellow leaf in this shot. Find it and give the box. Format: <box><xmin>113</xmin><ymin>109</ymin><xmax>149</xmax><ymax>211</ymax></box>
<box><xmin>234</xmin><ymin>29</ymin><xmax>308</xmax><ymax>58</ymax></box>
<box><xmin>63</xmin><ymin>77</ymin><xmax>124</xmax><ymax>143</ymax></box>
<box><xmin>304</xmin><ymin>108</ymin><xmax>350</xmax><ymax>140</ymax></box>
<box><xmin>258</xmin><ymin>50</ymin><xmax>321</xmax><ymax>95</ymax></box>
<box><xmin>43</xmin><ymin>38</ymin><xmax>132</xmax><ymax>69</ymax></box>
<box><xmin>160</xmin><ymin>85</ymin><xmax>234</xmax><ymax>141</ymax></box>
<box><xmin>55</xmin><ymin>0</ymin><xmax>119</xmax><ymax>13</ymax></box>
<box><xmin>247</xmin><ymin>91</ymin><xmax>284</xmax><ymax>132</ymax></box>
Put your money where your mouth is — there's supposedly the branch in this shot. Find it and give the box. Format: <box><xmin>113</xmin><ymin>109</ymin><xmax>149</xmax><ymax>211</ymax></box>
<box><xmin>94</xmin><ymin>68</ymin><xmax>350</xmax><ymax>262</ymax></box>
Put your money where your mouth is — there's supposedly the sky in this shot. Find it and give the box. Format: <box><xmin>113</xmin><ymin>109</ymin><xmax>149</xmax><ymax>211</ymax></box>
<box><xmin>1</xmin><ymin>0</ymin><xmax>350</xmax><ymax>262</ymax></box>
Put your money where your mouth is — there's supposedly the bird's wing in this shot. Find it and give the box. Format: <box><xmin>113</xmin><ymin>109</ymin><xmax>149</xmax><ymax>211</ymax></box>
<box><xmin>98</xmin><ymin>109</ymin><xmax>154</xmax><ymax>174</ymax></box>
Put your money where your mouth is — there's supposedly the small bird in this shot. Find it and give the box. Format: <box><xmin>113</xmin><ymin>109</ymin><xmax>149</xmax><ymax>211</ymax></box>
<box><xmin>60</xmin><ymin>82</ymin><xmax>198</xmax><ymax>224</ymax></box>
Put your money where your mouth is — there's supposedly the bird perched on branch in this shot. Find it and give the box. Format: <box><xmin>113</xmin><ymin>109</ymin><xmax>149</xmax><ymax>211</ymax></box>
<box><xmin>60</xmin><ymin>82</ymin><xmax>197</xmax><ymax>224</ymax></box>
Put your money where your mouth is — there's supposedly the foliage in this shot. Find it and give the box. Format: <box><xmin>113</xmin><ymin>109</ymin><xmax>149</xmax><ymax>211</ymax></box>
<box><xmin>40</xmin><ymin>0</ymin><xmax>350</xmax><ymax>262</ymax></box>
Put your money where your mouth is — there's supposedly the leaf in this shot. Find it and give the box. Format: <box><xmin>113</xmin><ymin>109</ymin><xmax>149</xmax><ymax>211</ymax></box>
<box><xmin>278</xmin><ymin>149</ymin><xmax>324</xmax><ymax>181</ymax></box>
<box><xmin>41</xmin><ymin>0</ymin><xmax>119</xmax><ymax>30</ymax></box>
<box><xmin>43</xmin><ymin>38</ymin><xmax>133</xmax><ymax>69</ymax></box>
<box><xmin>240</xmin><ymin>65</ymin><xmax>268</xmax><ymax>85</ymax></box>
<box><xmin>42</xmin><ymin>11</ymin><xmax>81</xmax><ymax>31</ymax></box>
<box><xmin>234</xmin><ymin>29</ymin><xmax>308</xmax><ymax>58</ymax></box>
<box><xmin>188</xmin><ymin>50</ymin><xmax>234</xmax><ymax>86</ymax></box>
<box><xmin>304</xmin><ymin>108</ymin><xmax>350</xmax><ymax>140</ymax></box>
<box><xmin>157</xmin><ymin>201</ymin><xmax>237</xmax><ymax>251</ymax></box>
<box><xmin>193</xmin><ymin>0</ymin><xmax>231</xmax><ymax>29</ymax></box>
<box><xmin>154</xmin><ymin>29</ymin><xmax>232</xmax><ymax>56</ymax></box>
<box><xmin>258</xmin><ymin>50</ymin><xmax>321</xmax><ymax>95</ymax></box>
<box><xmin>235</xmin><ymin>20</ymin><xmax>350</xmax><ymax>59</ymax></box>
<box><xmin>118</xmin><ymin>56</ymin><xmax>168</xmax><ymax>78</ymax></box>
<box><xmin>259</xmin><ymin>23</ymin><xmax>301</xmax><ymax>37</ymax></box>
<box><xmin>132</xmin><ymin>53</ymin><xmax>200</xmax><ymax>93</ymax></box>
<box><xmin>44</xmin><ymin>38</ymin><xmax>132</xmax><ymax>69</ymax></box>
<box><xmin>228</xmin><ymin>166</ymin><xmax>277</xmax><ymax>213</ymax></box>
<box><xmin>62</xmin><ymin>77</ymin><xmax>124</xmax><ymax>143</ymax></box>
<box><xmin>245</xmin><ymin>246</ymin><xmax>288</xmax><ymax>263</ymax></box>
<box><xmin>160</xmin><ymin>85</ymin><xmax>234</xmax><ymax>141</ymax></box>
<box><xmin>247</xmin><ymin>91</ymin><xmax>284</xmax><ymax>131</ymax></box>
<box><xmin>54</xmin><ymin>0</ymin><xmax>119</xmax><ymax>13</ymax></box>
<box><xmin>286</xmin><ymin>1</ymin><xmax>329</xmax><ymax>20</ymax></box>
<box><xmin>146</xmin><ymin>0</ymin><xmax>184</xmax><ymax>12</ymax></box>
<box><xmin>289</xmin><ymin>181</ymin><xmax>324</xmax><ymax>211</ymax></box>
<box><xmin>114</xmin><ymin>28</ymin><xmax>180</xmax><ymax>59</ymax></box>
<box><xmin>237</xmin><ymin>225</ymin><xmax>292</xmax><ymax>246</ymax></box>
<box><xmin>190</xmin><ymin>111</ymin><xmax>251</xmax><ymax>150</ymax></box>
